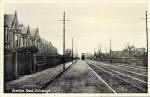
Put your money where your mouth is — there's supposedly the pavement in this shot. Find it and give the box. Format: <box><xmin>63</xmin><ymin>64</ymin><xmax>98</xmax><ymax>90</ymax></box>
<box><xmin>5</xmin><ymin>61</ymin><xmax>74</xmax><ymax>93</ymax></box>
<box><xmin>44</xmin><ymin>60</ymin><xmax>113</xmax><ymax>93</ymax></box>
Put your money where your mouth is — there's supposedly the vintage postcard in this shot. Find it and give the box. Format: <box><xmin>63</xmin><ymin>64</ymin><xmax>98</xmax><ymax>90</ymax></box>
<box><xmin>0</xmin><ymin>0</ymin><xmax>150</xmax><ymax>97</ymax></box>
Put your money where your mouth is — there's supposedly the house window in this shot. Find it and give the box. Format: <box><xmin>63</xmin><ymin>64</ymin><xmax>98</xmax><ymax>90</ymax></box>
<box><xmin>20</xmin><ymin>36</ymin><xmax>23</xmax><ymax>47</ymax></box>
<box><xmin>15</xmin><ymin>35</ymin><xmax>17</xmax><ymax>40</ymax></box>
<box><xmin>35</xmin><ymin>40</ymin><xmax>36</xmax><ymax>46</ymax></box>
<box><xmin>22</xmin><ymin>37</ymin><xmax>24</xmax><ymax>47</ymax></box>
<box><xmin>14</xmin><ymin>35</ymin><xmax>18</xmax><ymax>47</ymax></box>
<box><xmin>15</xmin><ymin>34</ymin><xmax>21</xmax><ymax>47</ymax></box>
<box><xmin>37</xmin><ymin>40</ymin><xmax>38</xmax><ymax>47</ymax></box>
<box><xmin>17</xmin><ymin>35</ymin><xmax>20</xmax><ymax>47</ymax></box>
<box><xmin>27</xmin><ymin>38</ymin><xmax>30</xmax><ymax>46</ymax></box>
<box><xmin>4</xmin><ymin>27</ymin><xmax>9</xmax><ymax>48</ymax></box>
<box><xmin>32</xmin><ymin>40</ymin><xmax>33</xmax><ymax>46</ymax></box>
<box><xmin>18</xmin><ymin>35</ymin><xmax>21</xmax><ymax>47</ymax></box>
<box><xmin>5</xmin><ymin>27</ymin><xmax>8</xmax><ymax>42</ymax></box>
<box><xmin>15</xmin><ymin>21</ymin><xmax>18</xmax><ymax>28</ymax></box>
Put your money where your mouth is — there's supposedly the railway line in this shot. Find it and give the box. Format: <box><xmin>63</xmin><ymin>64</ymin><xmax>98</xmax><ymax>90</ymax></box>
<box><xmin>113</xmin><ymin>63</ymin><xmax>147</xmax><ymax>70</ymax></box>
<box><xmin>89</xmin><ymin>60</ymin><xmax>148</xmax><ymax>82</ymax></box>
<box><xmin>85</xmin><ymin>60</ymin><xmax>148</xmax><ymax>93</ymax></box>
<box><xmin>98</xmin><ymin>61</ymin><xmax>147</xmax><ymax>75</ymax></box>
<box><xmin>92</xmin><ymin>60</ymin><xmax>147</xmax><ymax>76</ymax></box>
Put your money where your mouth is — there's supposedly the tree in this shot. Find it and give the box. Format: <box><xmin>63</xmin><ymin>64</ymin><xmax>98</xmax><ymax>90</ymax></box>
<box><xmin>65</xmin><ymin>49</ymin><xmax>72</xmax><ymax>56</ymax></box>
<box><xmin>123</xmin><ymin>43</ymin><xmax>137</xmax><ymax>57</ymax></box>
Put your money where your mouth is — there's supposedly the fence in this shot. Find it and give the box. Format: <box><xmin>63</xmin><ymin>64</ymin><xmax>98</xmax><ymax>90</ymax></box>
<box><xmin>35</xmin><ymin>55</ymin><xmax>73</xmax><ymax>72</ymax></box>
<box><xmin>4</xmin><ymin>49</ymin><xmax>17</xmax><ymax>81</ymax></box>
<box><xmin>4</xmin><ymin>49</ymin><xmax>34</xmax><ymax>81</ymax></box>
<box><xmin>4</xmin><ymin>50</ymin><xmax>74</xmax><ymax>82</ymax></box>
<box><xmin>35</xmin><ymin>55</ymin><xmax>59</xmax><ymax>71</ymax></box>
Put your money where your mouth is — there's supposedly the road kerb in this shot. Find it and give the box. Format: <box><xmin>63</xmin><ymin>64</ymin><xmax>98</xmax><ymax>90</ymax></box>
<box><xmin>41</xmin><ymin>60</ymin><xmax>78</xmax><ymax>90</ymax></box>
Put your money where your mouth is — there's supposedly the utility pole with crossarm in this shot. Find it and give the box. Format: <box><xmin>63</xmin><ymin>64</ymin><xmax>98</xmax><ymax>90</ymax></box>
<box><xmin>145</xmin><ymin>11</ymin><xmax>148</xmax><ymax>66</ymax></box>
<box><xmin>72</xmin><ymin>37</ymin><xmax>74</xmax><ymax>63</ymax></box>
<box><xmin>59</xmin><ymin>12</ymin><xmax>70</xmax><ymax>70</ymax></box>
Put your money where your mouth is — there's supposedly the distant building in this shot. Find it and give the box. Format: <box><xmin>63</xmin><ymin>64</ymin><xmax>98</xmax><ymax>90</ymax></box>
<box><xmin>136</xmin><ymin>48</ymin><xmax>145</xmax><ymax>56</ymax></box>
<box><xmin>111</xmin><ymin>51</ymin><xmax>123</xmax><ymax>58</ymax></box>
<box><xmin>111</xmin><ymin>48</ymin><xmax>145</xmax><ymax>58</ymax></box>
<box><xmin>137</xmin><ymin>48</ymin><xmax>145</xmax><ymax>53</ymax></box>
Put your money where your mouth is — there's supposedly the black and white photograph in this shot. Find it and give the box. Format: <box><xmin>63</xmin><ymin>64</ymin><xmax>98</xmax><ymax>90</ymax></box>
<box><xmin>1</xmin><ymin>0</ymin><xmax>149</xmax><ymax>95</ymax></box>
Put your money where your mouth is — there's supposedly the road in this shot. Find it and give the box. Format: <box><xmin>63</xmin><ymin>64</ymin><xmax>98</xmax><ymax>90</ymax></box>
<box><xmin>44</xmin><ymin>59</ymin><xmax>148</xmax><ymax>93</ymax></box>
<box><xmin>44</xmin><ymin>60</ymin><xmax>114</xmax><ymax>93</ymax></box>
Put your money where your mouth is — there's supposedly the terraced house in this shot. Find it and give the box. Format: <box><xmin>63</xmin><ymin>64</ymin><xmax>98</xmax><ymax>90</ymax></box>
<box><xmin>4</xmin><ymin>11</ymin><xmax>20</xmax><ymax>49</ymax></box>
<box><xmin>4</xmin><ymin>11</ymin><xmax>20</xmax><ymax>81</ymax></box>
<box><xmin>19</xmin><ymin>24</ymin><xmax>30</xmax><ymax>47</ymax></box>
<box><xmin>4</xmin><ymin>11</ymin><xmax>58</xmax><ymax>81</ymax></box>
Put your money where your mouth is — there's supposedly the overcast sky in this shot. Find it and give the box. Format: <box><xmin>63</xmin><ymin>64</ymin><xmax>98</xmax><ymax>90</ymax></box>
<box><xmin>4</xmin><ymin>2</ymin><xmax>148</xmax><ymax>55</ymax></box>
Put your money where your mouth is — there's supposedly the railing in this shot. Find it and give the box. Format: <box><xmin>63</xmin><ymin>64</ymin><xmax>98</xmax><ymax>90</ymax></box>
<box><xmin>35</xmin><ymin>55</ymin><xmax>73</xmax><ymax>72</ymax></box>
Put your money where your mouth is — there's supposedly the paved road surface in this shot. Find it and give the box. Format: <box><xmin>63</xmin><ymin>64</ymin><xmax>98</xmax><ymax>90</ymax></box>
<box><xmin>44</xmin><ymin>60</ymin><xmax>114</xmax><ymax>93</ymax></box>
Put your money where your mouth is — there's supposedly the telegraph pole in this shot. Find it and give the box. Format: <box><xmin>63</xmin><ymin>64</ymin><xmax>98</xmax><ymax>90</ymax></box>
<box><xmin>145</xmin><ymin>11</ymin><xmax>148</xmax><ymax>55</ymax></box>
<box><xmin>60</xmin><ymin>12</ymin><xmax>69</xmax><ymax>70</ymax></box>
<box><xmin>109</xmin><ymin>37</ymin><xmax>112</xmax><ymax>63</ymax></box>
<box><xmin>145</xmin><ymin>11</ymin><xmax>148</xmax><ymax>66</ymax></box>
<box><xmin>109</xmin><ymin>37</ymin><xmax>112</xmax><ymax>58</ymax></box>
<box><xmin>94</xmin><ymin>48</ymin><xmax>96</xmax><ymax>57</ymax></box>
<box><xmin>100</xmin><ymin>43</ymin><xmax>101</xmax><ymax>53</ymax></box>
<box><xmin>72</xmin><ymin>37</ymin><xmax>74</xmax><ymax>63</ymax></box>
<box><xmin>100</xmin><ymin>43</ymin><xmax>101</xmax><ymax>61</ymax></box>
<box><xmin>99</xmin><ymin>43</ymin><xmax>101</xmax><ymax>55</ymax></box>
<box><xmin>98</xmin><ymin>43</ymin><xmax>101</xmax><ymax>60</ymax></box>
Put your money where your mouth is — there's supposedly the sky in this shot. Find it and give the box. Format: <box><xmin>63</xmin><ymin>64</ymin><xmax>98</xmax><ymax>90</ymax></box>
<box><xmin>4</xmin><ymin>2</ymin><xmax>148</xmax><ymax>56</ymax></box>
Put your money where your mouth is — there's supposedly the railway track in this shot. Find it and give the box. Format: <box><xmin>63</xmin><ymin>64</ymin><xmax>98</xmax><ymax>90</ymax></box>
<box><xmin>89</xmin><ymin>61</ymin><xmax>148</xmax><ymax>82</ymax></box>
<box><xmin>89</xmin><ymin>61</ymin><xmax>148</xmax><ymax>90</ymax></box>
<box><xmin>96</xmin><ymin>61</ymin><xmax>147</xmax><ymax>75</ymax></box>
<box><xmin>85</xmin><ymin>60</ymin><xmax>147</xmax><ymax>93</ymax></box>
<box><xmin>112</xmin><ymin>63</ymin><xmax>147</xmax><ymax>70</ymax></box>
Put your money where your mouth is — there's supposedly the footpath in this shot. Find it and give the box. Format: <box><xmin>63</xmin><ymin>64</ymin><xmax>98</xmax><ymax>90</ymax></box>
<box><xmin>5</xmin><ymin>61</ymin><xmax>75</xmax><ymax>93</ymax></box>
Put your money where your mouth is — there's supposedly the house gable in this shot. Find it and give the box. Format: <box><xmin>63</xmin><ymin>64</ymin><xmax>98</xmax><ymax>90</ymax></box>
<box><xmin>30</xmin><ymin>28</ymin><xmax>36</xmax><ymax>39</ymax></box>
<box><xmin>34</xmin><ymin>28</ymin><xmax>41</xmax><ymax>40</ymax></box>
<box><xmin>26</xmin><ymin>26</ymin><xmax>31</xmax><ymax>38</ymax></box>
<box><xmin>4</xmin><ymin>14</ymin><xmax>15</xmax><ymax>28</ymax></box>
<box><xmin>11</xmin><ymin>11</ymin><xmax>19</xmax><ymax>30</ymax></box>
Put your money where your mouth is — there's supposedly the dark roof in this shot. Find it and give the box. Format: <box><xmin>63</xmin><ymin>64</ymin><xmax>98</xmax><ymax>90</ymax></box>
<box><xmin>30</xmin><ymin>28</ymin><xmax>37</xmax><ymax>37</ymax></box>
<box><xmin>4</xmin><ymin>14</ymin><xmax>15</xmax><ymax>28</ymax></box>
<box><xmin>19</xmin><ymin>25</ymin><xmax>28</xmax><ymax>34</ymax></box>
